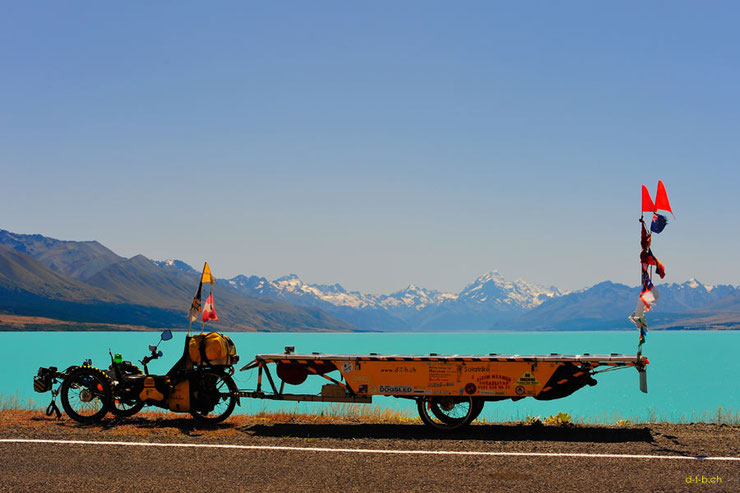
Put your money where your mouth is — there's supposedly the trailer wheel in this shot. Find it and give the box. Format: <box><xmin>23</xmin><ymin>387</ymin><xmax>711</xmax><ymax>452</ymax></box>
<box><xmin>469</xmin><ymin>398</ymin><xmax>485</xmax><ymax>422</ymax></box>
<box><xmin>417</xmin><ymin>396</ymin><xmax>476</xmax><ymax>431</ymax></box>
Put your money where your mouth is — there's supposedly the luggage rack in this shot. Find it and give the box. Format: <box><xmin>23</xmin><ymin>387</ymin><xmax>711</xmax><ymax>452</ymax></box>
<box><xmin>246</xmin><ymin>352</ymin><xmax>640</xmax><ymax>363</ymax></box>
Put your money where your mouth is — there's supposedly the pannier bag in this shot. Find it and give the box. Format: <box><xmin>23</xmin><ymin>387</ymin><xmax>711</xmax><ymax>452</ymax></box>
<box><xmin>189</xmin><ymin>332</ymin><xmax>238</xmax><ymax>366</ymax></box>
<box><xmin>34</xmin><ymin>367</ymin><xmax>56</xmax><ymax>393</ymax></box>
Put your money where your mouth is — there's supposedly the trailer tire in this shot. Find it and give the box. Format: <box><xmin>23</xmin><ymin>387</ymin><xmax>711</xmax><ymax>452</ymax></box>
<box><xmin>469</xmin><ymin>398</ymin><xmax>485</xmax><ymax>422</ymax></box>
<box><xmin>417</xmin><ymin>396</ymin><xmax>476</xmax><ymax>431</ymax></box>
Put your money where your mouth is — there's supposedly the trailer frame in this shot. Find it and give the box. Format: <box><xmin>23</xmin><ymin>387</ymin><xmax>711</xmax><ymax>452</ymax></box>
<box><xmin>237</xmin><ymin>350</ymin><xmax>647</xmax><ymax>430</ymax></box>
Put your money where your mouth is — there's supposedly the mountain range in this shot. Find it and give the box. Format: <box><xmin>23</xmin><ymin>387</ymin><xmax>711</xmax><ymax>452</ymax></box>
<box><xmin>0</xmin><ymin>230</ymin><xmax>356</xmax><ymax>332</ymax></box>
<box><xmin>224</xmin><ymin>270</ymin><xmax>562</xmax><ymax>331</ymax></box>
<box><xmin>1</xmin><ymin>229</ymin><xmax>738</xmax><ymax>332</ymax></box>
<box><xmin>221</xmin><ymin>270</ymin><xmax>739</xmax><ymax>332</ymax></box>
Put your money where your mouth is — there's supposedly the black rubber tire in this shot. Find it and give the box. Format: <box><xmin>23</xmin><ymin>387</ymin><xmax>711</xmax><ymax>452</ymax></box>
<box><xmin>417</xmin><ymin>396</ymin><xmax>476</xmax><ymax>431</ymax></box>
<box><xmin>469</xmin><ymin>398</ymin><xmax>485</xmax><ymax>422</ymax></box>
<box><xmin>110</xmin><ymin>398</ymin><xmax>145</xmax><ymax>417</ymax></box>
<box><xmin>190</xmin><ymin>371</ymin><xmax>237</xmax><ymax>424</ymax></box>
<box><xmin>107</xmin><ymin>366</ymin><xmax>146</xmax><ymax>418</ymax></box>
<box><xmin>60</xmin><ymin>367</ymin><xmax>111</xmax><ymax>424</ymax></box>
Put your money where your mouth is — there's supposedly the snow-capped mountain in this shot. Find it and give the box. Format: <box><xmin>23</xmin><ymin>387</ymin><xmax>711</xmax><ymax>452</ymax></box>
<box><xmin>456</xmin><ymin>270</ymin><xmax>563</xmax><ymax>310</ymax></box>
<box><xmin>223</xmin><ymin>269</ymin><xmax>558</xmax><ymax>314</ymax></box>
<box><xmin>653</xmin><ymin>278</ymin><xmax>737</xmax><ymax>312</ymax></box>
<box><xmin>215</xmin><ymin>268</ymin><xmax>565</xmax><ymax>330</ymax></box>
<box><xmin>155</xmin><ymin>258</ymin><xmax>740</xmax><ymax>331</ymax></box>
<box><xmin>226</xmin><ymin>273</ymin><xmax>375</xmax><ymax>309</ymax></box>
<box><xmin>154</xmin><ymin>259</ymin><xmax>199</xmax><ymax>276</ymax></box>
<box><xmin>376</xmin><ymin>284</ymin><xmax>454</xmax><ymax>310</ymax></box>
<box><xmin>502</xmin><ymin>278</ymin><xmax>740</xmax><ymax>331</ymax></box>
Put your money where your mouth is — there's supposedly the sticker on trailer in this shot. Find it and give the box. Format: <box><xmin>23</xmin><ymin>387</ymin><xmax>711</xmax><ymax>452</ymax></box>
<box><xmin>379</xmin><ymin>385</ymin><xmax>413</xmax><ymax>393</ymax></box>
<box><xmin>341</xmin><ymin>362</ymin><xmax>353</xmax><ymax>373</ymax></box>
<box><xmin>474</xmin><ymin>374</ymin><xmax>512</xmax><ymax>391</ymax></box>
<box><xmin>515</xmin><ymin>372</ymin><xmax>540</xmax><ymax>386</ymax></box>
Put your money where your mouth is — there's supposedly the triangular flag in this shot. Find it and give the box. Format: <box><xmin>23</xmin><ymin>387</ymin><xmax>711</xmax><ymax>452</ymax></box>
<box><xmin>641</xmin><ymin>185</ymin><xmax>655</xmax><ymax>213</ymax></box>
<box><xmin>201</xmin><ymin>262</ymin><xmax>215</xmax><ymax>285</ymax></box>
<box><xmin>654</xmin><ymin>180</ymin><xmax>673</xmax><ymax>216</ymax></box>
<box><xmin>202</xmin><ymin>292</ymin><xmax>218</xmax><ymax>322</ymax></box>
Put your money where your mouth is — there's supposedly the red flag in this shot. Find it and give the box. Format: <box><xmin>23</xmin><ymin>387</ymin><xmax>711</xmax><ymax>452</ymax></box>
<box><xmin>202</xmin><ymin>293</ymin><xmax>218</xmax><ymax>322</ymax></box>
<box><xmin>654</xmin><ymin>180</ymin><xmax>673</xmax><ymax>216</ymax></box>
<box><xmin>641</xmin><ymin>185</ymin><xmax>655</xmax><ymax>213</ymax></box>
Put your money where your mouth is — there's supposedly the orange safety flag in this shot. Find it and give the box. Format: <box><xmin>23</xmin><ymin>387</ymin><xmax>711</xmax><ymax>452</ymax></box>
<box><xmin>201</xmin><ymin>262</ymin><xmax>215</xmax><ymax>285</ymax></box>
<box><xmin>654</xmin><ymin>180</ymin><xmax>673</xmax><ymax>216</ymax></box>
<box><xmin>202</xmin><ymin>292</ymin><xmax>218</xmax><ymax>322</ymax></box>
<box><xmin>641</xmin><ymin>185</ymin><xmax>655</xmax><ymax>213</ymax></box>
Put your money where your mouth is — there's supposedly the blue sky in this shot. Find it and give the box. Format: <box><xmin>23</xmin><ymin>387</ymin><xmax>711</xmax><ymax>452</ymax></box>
<box><xmin>2</xmin><ymin>1</ymin><xmax>739</xmax><ymax>293</ymax></box>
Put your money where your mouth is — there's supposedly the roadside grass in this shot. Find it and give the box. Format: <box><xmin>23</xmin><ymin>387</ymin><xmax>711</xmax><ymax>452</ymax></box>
<box><xmin>3</xmin><ymin>393</ymin><xmax>737</xmax><ymax>426</ymax></box>
<box><xmin>247</xmin><ymin>403</ymin><xmax>415</xmax><ymax>424</ymax></box>
<box><xmin>0</xmin><ymin>393</ymin><xmax>40</xmax><ymax>412</ymax></box>
<box><xmin>566</xmin><ymin>406</ymin><xmax>740</xmax><ymax>426</ymax></box>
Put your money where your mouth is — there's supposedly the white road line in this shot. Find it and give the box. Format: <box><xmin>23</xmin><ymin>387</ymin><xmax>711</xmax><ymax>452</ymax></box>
<box><xmin>1</xmin><ymin>438</ymin><xmax>738</xmax><ymax>461</ymax></box>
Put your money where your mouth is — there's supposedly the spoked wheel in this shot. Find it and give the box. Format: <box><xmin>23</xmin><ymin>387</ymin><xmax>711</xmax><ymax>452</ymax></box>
<box><xmin>60</xmin><ymin>367</ymin><xmax>111</xmax><ymax>424</ymax></box>
<box><xmin>107</xmin><ymin>367</ymin><xmax>145</xmax><ymax>418</ymax></box>
<box><xmin>417</xmin><ymin>396</ymin><xmax>477</xmax><ymax>431</ymax></box>
<box><xmin>190</xmin><ymin>371</ymin><xmax>237</xmax><ymax>424</ymax></box>
<box><xmin>110</xmin><ymin>397</ymin><xmax>145</xmax><ymax>417</ymax></box>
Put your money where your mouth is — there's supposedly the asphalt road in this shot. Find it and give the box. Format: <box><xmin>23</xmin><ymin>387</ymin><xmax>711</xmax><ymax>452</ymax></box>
<box><xmin>0</xmin><ymin>440</ymin><xmax>736</xmax><ymax>492</ymax></box>
<box><xmin>0</xmin><ymin>413</ymin><xmax>737</xmax><ymax>492</ymax></box>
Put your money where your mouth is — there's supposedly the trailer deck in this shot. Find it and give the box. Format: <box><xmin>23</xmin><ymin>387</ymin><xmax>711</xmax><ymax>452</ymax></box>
<box><xmin>238</xmin><ymin>350</ymin><xmax>648</xmax><ymax>430</ymax></box>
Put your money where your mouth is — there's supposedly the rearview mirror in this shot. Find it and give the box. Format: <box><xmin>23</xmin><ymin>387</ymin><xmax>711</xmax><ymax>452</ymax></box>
<box><xmin>161</xmin><ymin>330</ymin><xmax>173</xmax><ymax>341</ymax></box>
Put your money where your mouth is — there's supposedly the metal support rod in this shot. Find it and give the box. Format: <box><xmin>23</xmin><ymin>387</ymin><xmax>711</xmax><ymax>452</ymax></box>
<box><xmin>263</xmin><ymin>364</ymin><xmax>279</xmax><ymax>394</ymax></box>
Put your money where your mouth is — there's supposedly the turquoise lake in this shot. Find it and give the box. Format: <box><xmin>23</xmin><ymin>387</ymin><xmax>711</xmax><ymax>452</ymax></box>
<box><xmin>2</xmin><ymin>331</ymin><xmax>737</xmax><ymax>423</ymax></box>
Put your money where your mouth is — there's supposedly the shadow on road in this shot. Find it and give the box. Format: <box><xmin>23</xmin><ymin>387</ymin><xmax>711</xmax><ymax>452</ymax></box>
<box><xmin>58</xmin><ymin>415</ymin><xmax>238</xmax><ymax>435</ymax></box>
<box><xmin>39</xmin><ymin>413</ymin><xmax>652</xmax><ymax>444</ymax></box>
<box><xmin>242</xmin><ymin>423</ymin><xmax>654</xmax><ymax>443</ymax></box>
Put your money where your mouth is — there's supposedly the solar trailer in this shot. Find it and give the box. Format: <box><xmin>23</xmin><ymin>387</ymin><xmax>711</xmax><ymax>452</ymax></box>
<box><xmin>239</xmin><ymin>350</ymin><xmax>648</xmax><ymax>430</ymax></box>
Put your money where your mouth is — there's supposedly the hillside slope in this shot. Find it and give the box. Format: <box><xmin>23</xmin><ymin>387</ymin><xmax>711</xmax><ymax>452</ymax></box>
<box><xmin>0</xmin><ymin>243</ymin><xmax>358</xmax><ymax>332</ymax></box>
<box><xmin>0</xmin><ymin>230</ymin><xmax>122</xmax><ymax>280</ymax></box>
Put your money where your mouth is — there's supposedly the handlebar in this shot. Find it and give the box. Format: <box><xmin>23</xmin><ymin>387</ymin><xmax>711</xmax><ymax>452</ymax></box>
<box><xmin>136</xmin><ymin>334</ymin><xmax>169</xmax><ymax>372</ymax></box>
<box><xmin>140</xmin><ymin>349</ymin><xmax>163</xmax><ymax>367</ymax></box>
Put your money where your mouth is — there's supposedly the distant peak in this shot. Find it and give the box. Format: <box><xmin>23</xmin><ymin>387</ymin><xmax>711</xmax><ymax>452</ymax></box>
<box><xmin>130</xmin><ymin>254</ymin><xmax>150</xmax><ymax>261</ymax></box>
<box><xmin>276</xmin><ymin>273</ymin><xmax>301</xmax><ymax>282</ymax></box>
<box><xmin>684</xmin><ymin>278</ymin><xmax>707</xmax><ymax>289</ymax></box>
<box><xmin>155</xmin><ymin>259</ymin><xmax>198</xmax><ymax>274</ymax></box>
<box><xmin>476</xmin><ymin>270</ymin><xmax>505</xmax><ymax>282</ymax></box>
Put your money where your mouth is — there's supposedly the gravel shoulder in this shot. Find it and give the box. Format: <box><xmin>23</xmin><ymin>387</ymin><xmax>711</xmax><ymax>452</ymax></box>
<box><xmin>1</xmin><ymin>411</ymin><xmax>737</xmax><ymax>492</ymax></box>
